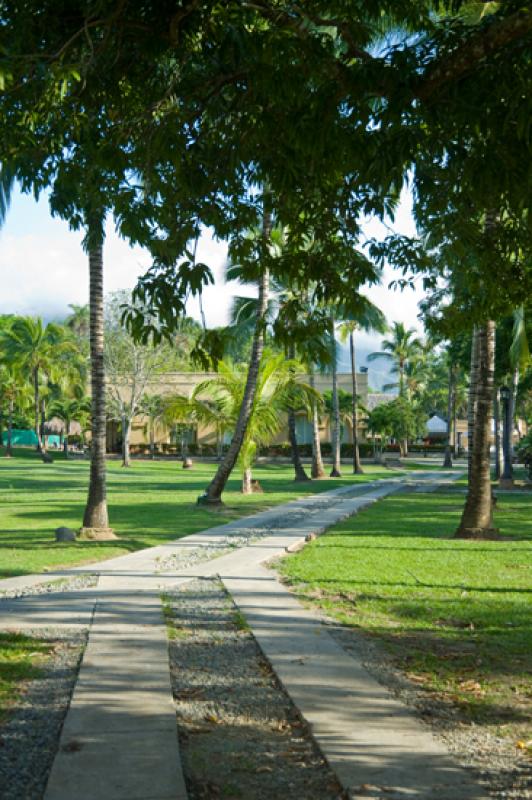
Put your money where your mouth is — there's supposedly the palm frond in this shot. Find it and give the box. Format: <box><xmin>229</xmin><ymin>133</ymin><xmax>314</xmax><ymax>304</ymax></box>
<box><xmin>510</xmin><ymin>307</ymin><xmax>530</xmax><ymax>371</ymax></box>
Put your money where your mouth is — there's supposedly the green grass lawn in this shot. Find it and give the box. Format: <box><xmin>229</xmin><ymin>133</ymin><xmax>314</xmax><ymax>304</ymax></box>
<box><xmin>280</xmin><ymin>490</ymin><xmax>532</xmax><ymax>741</ymax></box>
<box><xmin>0</xmin><ymin>448</ymin><xmax>406</xmax><ymax>578</ymax></box>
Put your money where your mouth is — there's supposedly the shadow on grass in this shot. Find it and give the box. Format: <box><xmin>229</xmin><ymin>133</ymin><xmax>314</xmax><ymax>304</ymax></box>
<box><xmin>298</xmin><ymin>576</ymin><xmax>532</xmax><ymax>594</ymax></box>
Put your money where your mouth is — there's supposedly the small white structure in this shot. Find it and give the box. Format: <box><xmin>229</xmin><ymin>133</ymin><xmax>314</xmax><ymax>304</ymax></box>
<box><xmin>426</xmin><ymin>414</ymin><xmax>448</xmax><ymax>437</ymax></box>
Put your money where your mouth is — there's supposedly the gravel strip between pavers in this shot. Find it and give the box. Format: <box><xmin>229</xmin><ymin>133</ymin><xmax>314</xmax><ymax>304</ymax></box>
<box><xmin>326</xmin><ymin>623</ymin><xmax>531</xmax><ymax>800</ymax></box>
<box><xmin>166</xmin><ymin>578</ymin><xmax>347</xmax><ymax>800</ymax></box>
<box><xmin>157</xmin><ymin>484</ymin><xmax>374</xmax><ymax>574</ymax></box>
<box><xmin>0</xmin><ymin>627</ymin><xmax>86</xmax><ymax>800</ymax></box>
<box><xmin>0</xmin><ymin>574</ymin><xmax>98</xmax><ymax>601</ymax></box>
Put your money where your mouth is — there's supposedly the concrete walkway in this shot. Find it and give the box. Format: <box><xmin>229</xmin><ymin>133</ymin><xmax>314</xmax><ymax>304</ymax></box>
<box><xmin>44</xmin><ymin>584</ymin><xmax>187</xmax><ymax>800</ymax></box>
<box><xmin>223</xmin><ymin>564</ymin><xmax>487</xmax><ymax>800</ymax></box>
<box><xmin>0</xmin><ymin>470</ymin><xmax>488</xmax><ymax>800</ymax></box>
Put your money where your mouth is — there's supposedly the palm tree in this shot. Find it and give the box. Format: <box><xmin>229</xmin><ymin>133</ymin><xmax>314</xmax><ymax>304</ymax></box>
<box><xmin>0</xmin><ymin>369</ymin><xmax>31</xmax><ymax>457</ymax></box>
<box><xmin>164</xmin><ymin>388</ymin><xmax>234</xmax><ymax>465</ymax></box>
<box><xmin>66</xmin><ymin>304</ymin><xmax>90</xmax><ymax>342</ymax></box>
<box><xmin>48</xmin><ymin>396</ymin><xmax>91</xmax><ymax>458</ymax></box>
<box><xmin>456</xmin><ymin>321</ymin><xmax>496</xmax><ymax>537</ymax></box>
<box><xmin>82</xmin><ymin>217</ymin><xmax>113</xmax><ymax>534</ymax></box>
<box><xmin>327</xmin><ymin>318</ymin><xmax>342</xmax><ymax>477</ymax></box>
<box><xmin>0</xmin><ymin>318</ymin><xmax>74</xmax><ymax>454</ymax></box>
<box><xmin>140</xmin><ymin>394</ymin><xmax>166</xmax><ymax>459</ymax></box>
<box><xmin>228</xmin><ymin>228</ymin><xmax>314</xmax><ymax>483</ymax></box>
<box><xmin>368</xmin><ymin>322</ymin><xmax>424</xmax><ymax>456</ymax></box>
<box><xmin>196</xmin><ymin>354</ymin><xmax>318</xmax><ymax>494</ymax></box>
<box><xmin>199</xmin><ymin>203</ymin><xmax>273</xmax><ymax>504</ymax></box>
<box><xmin>508</xmin><ymin>306</ymin><xmax>530</xmax><ymax>457</ymax></box>
<box><xmin>368</xmin><ymin>322</ymin><xmax>424</xmax><ymax>399</ymax></box>
<box><xmin>338</xmin><ymin>299</ymin><xmax>387</xmax><ymax>473</ymax></box>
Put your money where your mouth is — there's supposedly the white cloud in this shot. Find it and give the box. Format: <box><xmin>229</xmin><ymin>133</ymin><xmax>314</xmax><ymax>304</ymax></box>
<box><xmin>1</xmin><ymin>185</ymin><xmax>426</xmax><ymax>345</ymax></box>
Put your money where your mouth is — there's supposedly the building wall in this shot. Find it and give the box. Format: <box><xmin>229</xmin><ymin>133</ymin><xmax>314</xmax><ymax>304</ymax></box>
<box><xmin>109</xmin><ymin>371</ymin><xmax>369</xmax><ymax>449</ymax></box>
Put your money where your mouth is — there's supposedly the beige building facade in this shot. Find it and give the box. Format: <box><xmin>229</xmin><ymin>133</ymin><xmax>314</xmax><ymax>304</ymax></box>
<box><xmin>106</xmin><ymin>371</ymin><xmax>369</xmax><ymax>452</ymax></box>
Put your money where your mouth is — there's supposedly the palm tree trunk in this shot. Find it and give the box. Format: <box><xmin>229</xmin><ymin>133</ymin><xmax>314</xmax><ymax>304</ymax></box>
<box><xmin>350</xmin><ymin>331</ymin><xmax>363</xmax><ymax>474</ymax></box>
<box><xmin>287</xmin><ymin>408</ymin><xmax>309</xmax><ymax>481</ymax></box>
<box><xmin>242</xmin><ymin>466</ymin><xmax>253</xmax><ymax>495</ymax></box>
<box><xmin>443</xmin><ymin>362</ymin><xmax>454</xmax><ymax>468</ymax></box>
<box><xmin>330</xmin><ymin>321</ymin><xmax>341</xmax><ymax>477</ymax></box>
<box><xmin>287</xmin><ymin>343</ymin><xmax>309</xmax><ymax>482</ymax></box>
<box><xmin>399</xmin><ymin>359</ymin><xmax>405</xmax><ymax>398</ymax></box>
<box><xmin>33</xmin><ymin>368</ymin><xmax>43</xmax><ymax>452</ymax></box>
<box><xmin>456</xmin><ymin>321</ymin><xmax>496</xmax><ymax>538</ymax></box>
<box><xmin>494</xmin><ymin>388</ymin><xmax>502</xmax><ymax>479</ymax></box>
<box><xmin>198</xmin><ymin>212</ymin><xmax>272</xmax><ymax>505</ymax></box>
<box><xmin>309</xmin><ymin>369</ymin><xmax>325</xmax><ymax>478</ymax></box>
<box><xmin>149</xmin><ymin>420</ymin><xmax>155</xmax><ymax>459</ymax></box>
<box><xmin>82</xmin><ymin>224</ymin><xmax>111</xmax><ymax>532</ymax></box>
<box><xmin>122</xmin><ymin>414</ymin><xmax>131</xmax><ymax>467</ymax></box>
<box><xmin>6</xmin><ymin>398</ymin><xmax>13</xmax><ymax>457</ymax></box>
<box><xmin>64</xmin><ymin>418</ymin><xmax>70</xmax><ymax>459</ymax></box>
<box><xmin>509</xmin><ymin>366</ymin><xmax>519</xmax><ymax>457</ymax></box>
<box><xmin>41</xmin><ymin>399</ymin><xmax>49</xmax><ymax>452</ymax></box>
<box><xmin>399</xmin><ymin>357</ymin><xmax>408</xmax><ymax>456</ymax></box>
<box><xmin>466</xmin><ymin>326</ymin><xmax>480</xmax><ymax>481</ymax></box>
<box><xmin>453</xmin><ymin>386</ymin><xmax>458</xmax><ymax>454</ymax></box>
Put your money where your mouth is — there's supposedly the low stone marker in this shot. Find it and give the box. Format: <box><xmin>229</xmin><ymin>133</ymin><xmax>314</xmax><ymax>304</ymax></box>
<box><xmin>55</xmin><ymin>527</ymin><xmax>77</xmax><ymax>542</ymax></box>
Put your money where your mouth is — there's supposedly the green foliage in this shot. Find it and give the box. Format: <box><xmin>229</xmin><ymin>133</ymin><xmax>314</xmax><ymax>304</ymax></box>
<box><xmin>368</xmin><ymin>396</ymin><xmax>424</xmax><ymax>445</ymax></box>
<box><xmin>194</xmin><ymin>352</ymin><xmax>319</xmax><ymax>480</ymax></box>
<box><xmin>323</xmin><ymin>389</ymin><xmax>355</xmax><ymax>427</ymax></box>
<box><xmin>516</xmin><ymin>432</ymin><xmax>532</xmax><ymax>479</ymax></box>
<box><xmin>368</xmin><ymin>323</ymin><xmax>424</xmax><ymax>398</ymax></box>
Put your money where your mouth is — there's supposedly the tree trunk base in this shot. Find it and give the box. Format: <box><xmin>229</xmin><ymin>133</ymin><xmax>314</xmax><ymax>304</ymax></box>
<box><xmin>353</xmin><ymin>466</ymin><xmax>364</xmax><ymax>474</ymax></box>
<box><xmin>294</xmin><ymin>471</ymin><xmax>311</xmax><ymax>482</ymax></box>
<box><xmin>242</xmin><ymin>479</ymin><xmax>263</xmax><ymax>494</ymax></box>
<box><xmin>196</xmin><ymin>493</ymin><xmax>224</xmax><ymax>507</ymax></box>
<box><xmin>454</xmin><ymin>527</ymin><xmax>500</xmax><ymax>540</ymax></box>
<box><xmin>498</xmin><ymin>478</ymin><xmax>514</xmax><ymax>489</ymax></box>
<box><xmin>311</xmin><ymin>467</ymin><xmax>326</xmax><ymax>479</ymax></box>
<box><xmin>78</xmin><ymin>527</ymin><xmax>117</xmax><ymax>541</ymax></box>
<box><xmin>330</xmin><ymin>468</ymin><xmax>342</xmax><ymax>478</ymax></box>
<box><xmin>182</xmin><ymin>458</ymin><xmax>193</xmax><ymax>469</ymax></box>
<box><xmin>443</xmin><ymin>455</ymin><xmax>453</xmax><ymax>468</ymax></box>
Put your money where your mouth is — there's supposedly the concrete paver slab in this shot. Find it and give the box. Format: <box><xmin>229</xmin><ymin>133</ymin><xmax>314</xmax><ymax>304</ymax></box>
<box><xmin>223</xmin><ymin>564</ymin><xmax>487</xmax><ymax>800</ymax></box>
<box><xmin>44</xmin><ymin>592</ymin><xmax>187</xmax><ymax>800</ymax></box>
<box><xmin>43</xmin><ymin>730</ymin><xmax>186</xmax><ymax>800</ymax></box>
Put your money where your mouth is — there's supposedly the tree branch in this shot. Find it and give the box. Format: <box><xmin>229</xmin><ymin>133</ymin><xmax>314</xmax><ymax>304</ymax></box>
<box><xmin>416</xmin><ymin>8</ymin><xmax>532</xmax><ymax>101</ymax></box>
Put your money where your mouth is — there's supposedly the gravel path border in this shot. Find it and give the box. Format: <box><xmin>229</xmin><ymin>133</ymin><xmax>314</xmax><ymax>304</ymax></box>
<box><xmin>0</xmin><ymin>627</ymin><xmax>87</xmax><ymax>800</ymax></box>
<box><xmin>0</xmin><ymin>575</ymin><xmax>98</xmax><ymax>602</ymax></box>
<box><xmin>325</xmin><ymin>621</ymin><xmax>531</xmax><ymax>800</ymax></box>
<box><xmin>165</xmin><ymin>578</ymin><xmax>347</xmax><ymax>800</ymax></box>
<box><xmin>156</xmin><ymin>484</ymin><xmax>375</xmax><ymax>574</ymax></box>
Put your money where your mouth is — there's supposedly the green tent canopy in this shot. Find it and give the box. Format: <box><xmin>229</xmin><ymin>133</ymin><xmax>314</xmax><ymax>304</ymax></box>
<box><xmin>2</xmin><ymin>429</ymin><xmax>61</xmax><ymax>447</ymax></box>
